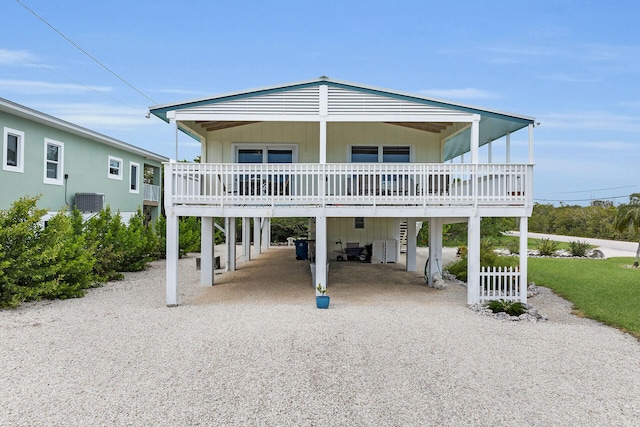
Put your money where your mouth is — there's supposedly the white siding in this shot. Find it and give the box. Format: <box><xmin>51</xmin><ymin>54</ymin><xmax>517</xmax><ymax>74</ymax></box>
<box><xmin>327</xmin><ymin>87</ymin><xmax>470</xmax><ymax>116</ymax></box>
<box><xmin>182</xmin><ymin>87</ymin><xmax>320</xmax><ymax>116</ymax></box>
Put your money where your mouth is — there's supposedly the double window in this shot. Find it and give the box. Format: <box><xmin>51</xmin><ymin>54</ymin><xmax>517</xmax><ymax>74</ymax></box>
<box><xmin>350</xmin><ymin>145</ymin><xmax>411</xmax><ymax>163</ymax></box>
<box><xmin>43</xmin><ymin>139</ymin><xmax>64</xmax><ymax>185</ymax></box>
<box><xmin>3</xmin><ymin>127</ymin><xmax>24</xmax><ymax>173</ymax></box>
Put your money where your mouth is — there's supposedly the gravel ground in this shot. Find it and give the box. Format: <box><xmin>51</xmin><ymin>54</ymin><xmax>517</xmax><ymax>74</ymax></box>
<box><xmin>1</xmin><ymin>246</ymin><xmax>639</xmax><ymax>426</ymax></box>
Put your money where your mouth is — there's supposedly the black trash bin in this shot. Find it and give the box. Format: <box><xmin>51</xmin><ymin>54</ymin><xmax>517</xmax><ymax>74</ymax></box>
<box><xmin>295</xmin><ymin>239</ymin><xmax>308</xmax><ymax>260</ymax></box>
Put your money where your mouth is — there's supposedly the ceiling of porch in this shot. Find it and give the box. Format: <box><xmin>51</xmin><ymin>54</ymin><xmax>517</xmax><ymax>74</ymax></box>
<box><xmin>191</xmin><ymin>120</ymin><xmax>454</xmax><ymax>134</ymax></box>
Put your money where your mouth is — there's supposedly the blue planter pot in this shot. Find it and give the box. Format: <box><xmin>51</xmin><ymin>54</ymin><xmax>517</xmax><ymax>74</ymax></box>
<box><xmin>316</xmin><ymin>296</ymin><xmax>330</xmax><ymax>309</ymax></box>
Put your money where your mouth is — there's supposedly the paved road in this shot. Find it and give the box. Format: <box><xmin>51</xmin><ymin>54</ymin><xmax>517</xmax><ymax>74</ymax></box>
<box><xmin>508</xmin><ymin>231</ymin><xmax>638</xmax><ymax>258</ymax></box>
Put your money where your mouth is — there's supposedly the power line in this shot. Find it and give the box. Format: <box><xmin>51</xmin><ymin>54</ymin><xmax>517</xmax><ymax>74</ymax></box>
<box><xmin>16</xmin><ymin>0</ymin><xmax>157</xmax><ymax>105</ymax></box>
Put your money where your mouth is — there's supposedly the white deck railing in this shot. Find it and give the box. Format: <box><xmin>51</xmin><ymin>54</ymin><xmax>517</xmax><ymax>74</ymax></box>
<box><xmin>479</xmin><ymin>266</ymin><xmax>523</xmax><ymax>303</ymax></box>
<box><xmin>143</xmin><ymin>183</ymin><xmax>160</xmax><ymax>202</ymax></box>
<box><xmin>166</xmin><ymin>163</ymin><xmax>532</xmax><ymax>207</ymax></box>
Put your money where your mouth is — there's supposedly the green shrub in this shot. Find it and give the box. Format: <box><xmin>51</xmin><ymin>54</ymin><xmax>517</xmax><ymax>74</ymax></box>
<box><xmin>118</xmin><ymin>209</ymin><xmax>158</xmax><ymax>272</ymax></box>
<box><xmin>487</xmin><ymin>299</ymin><xmax>528</xmax><ymax>316</ymax></box>
<box><xmin>536</xmin><ymin>238</ymin><xmax>558</xmax><ymax>256</ymax></box>
<box><xmin>567</xmin><ymin>240</ymin><xmax>592</xmax><ymax>257</ymax></box>
<box><xmin>0</xmin><ymin>197</ymin><xmax>96</xmax><ymax>308</ymax></box>
<box><xmin>505</xmin><ymin>240</ymin><xmax>520</xmax><ymax>255</ymax></box>
<box><xmin>84</xmin><ymin>207</ymin><xmax>125</xmax><ymax>281</ymax></box>
<box><xmin>154</xmin><ymin>215</ymin><xmax>202</xmax><ymax>258</ymax></box>
<box><xmin>444</xmin><ymin>240</ymin><xmax>517</xmax><ymax>282</ymax></box>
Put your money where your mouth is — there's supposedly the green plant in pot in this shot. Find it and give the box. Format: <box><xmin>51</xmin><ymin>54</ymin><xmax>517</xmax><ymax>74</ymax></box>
<box><xmin>316</xmin><ymin>284</ymin><xmax>330</xmax><ymax>309</ymax></box>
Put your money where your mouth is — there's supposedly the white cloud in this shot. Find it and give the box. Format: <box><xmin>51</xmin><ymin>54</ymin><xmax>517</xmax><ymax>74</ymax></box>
<box><xmin>34</xmin><ymin>102</ymin><xmax>152</xmax><ymax>130</ymax></box>
<box><xmin>0</xmin><ymin>49</ymin><xmax>39</xmax><ymax>66</ymax></box>
<box><xmin>0</xmin><ymin>79</ymin><xmax>112</xmax><ymax>95</ymax></box>
<box><xmin>419</xmin><ymin>88</ymin><xmax>500</xmax><ymax>100</ymax></box>
<box><xmin>539</xmin><ymin>111</ymin><xmax>640</xmax><ymax>133</ymax></box>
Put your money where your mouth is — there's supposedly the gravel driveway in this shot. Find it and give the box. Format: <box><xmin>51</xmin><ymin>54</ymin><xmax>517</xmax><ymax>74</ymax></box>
<box><xmin>1</xmin><ymin>247</ymin><xmax>639</xmax><ymax>426</ymax></box>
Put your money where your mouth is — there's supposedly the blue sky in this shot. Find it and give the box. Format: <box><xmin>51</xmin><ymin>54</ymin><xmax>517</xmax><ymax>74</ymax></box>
<box><xmin>3</xmin><ymin>0</ymin><xmax>639</xmax><ymax>205</ymax></box>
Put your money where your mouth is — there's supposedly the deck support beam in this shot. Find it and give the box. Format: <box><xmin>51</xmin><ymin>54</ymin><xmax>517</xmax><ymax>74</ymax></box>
<box><xmin>428</xmin><ymin>218</ymin><xmax>443</xmax><ymax>284</ymax></box>
<box><xmin>261</xmin><ymin>218</ymin><xmax>270</xmax><ymax>251</ymax></box>
<box><xmin>253</xmin><ymin>217</ymin><xmax>262</xmax><ymax>255</ymax></box>
<box><xmin>519</xmin><ymin>216</ymin><xmax>528</xmax><ymax>304</ymax></box>
<box><xmin>314</xmin><ymin>216</ymin><xmax>328</xmax><ymax>293</ymax></box>
<box><xmin>406</xmin><ymin>217</ymin><xmax>417</xmax><ymax>272</ymax></box>
<box><xmin>166</xmin><ymin>209</ymin><xmax>179</xmax><ymax>306</ymax></box>
<box><xmin>201</xmin><ymin>216</ymin><xmax>214</xmax><ymax>286</ymax></box>
<box><xmin>226</xmin><ymin>217</ymin><xmax>236</xmax><ymax>271</ymax></box>
<box><xmin>242</xmin><ymin>217</ymin><xmax>251</xmax><ymax>262</ymax></box>
<box><xmin>467</xmin><ymin>214</ymin><xmax>481</xmax><ymax>304</ymax></box>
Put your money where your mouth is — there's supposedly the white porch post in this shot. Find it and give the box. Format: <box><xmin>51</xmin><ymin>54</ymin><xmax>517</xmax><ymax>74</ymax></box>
<box><xmin>226</xmin><ymin>217</ymin><xmax>236</xmax><ymax>272</ymax></box>
<box><xmin>242</xmin><ymin>217</ymin><xmax>251</xmax><ymax>262</ymax></box>
<box><xmin>253</xmin><ymin>217</ymin><xmax>262</xmax><ymax>255</ymax></box>
<box><xmin>406</xmin><ymin>217</ymin><xmax>417</xmax><ymax>272</ymax></box>
<box><xmin>519</xmin><ymin>216</ymin><xmax>528</xmax><ymax>304</ymax></box>
<box><xmin>261</xmin><ymin>218</ymin><xmax>270</xmax><ymax>251</ymax></box>
<box><xmin>528</xmin><ymin>124</ymin><xmax>534</xmax><ymax>164</ymax></box>
<box><xmin>315</xmin><ymin>216</ymin><xmax>327</xmax><ymax>293</ymax></box>
<box><xmin>201</xmin><ymin>217</ymin><xmax>214</xmax><ymax>286</ymax></box>
<box><xmin>470</xmin><ymin>116</ymin><xmax>480</xmax><ymax>164</ymax></box>
<box><xmin>319</xmin><ymin>84</ymin><xmax>328</xmax><ymax>164</ymax></box>
<box><xmin>467</xmin><ymin>215</ymin><xmax>481</xmax><ymax>304</ymax></box>
<box><xmin>165</xmin><ymin>209</ymin><xmax>179</xmax><ymax>306</ymax></box>
<box><xmin>428</xmin><ymin>218</ymin><xmax>444</xmax><ymax>284</ymax></box>
<box><xmin>506</xmin><ymin>132</ymin><xmax>511</xmax><ymax>163</ymax></box>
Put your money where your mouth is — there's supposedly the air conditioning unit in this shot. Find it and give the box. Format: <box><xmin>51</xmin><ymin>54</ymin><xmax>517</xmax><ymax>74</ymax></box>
<box><xmin>75</xmin><ymin>193</ymin><xmax>104</xmax><ymax>212</ymax></box>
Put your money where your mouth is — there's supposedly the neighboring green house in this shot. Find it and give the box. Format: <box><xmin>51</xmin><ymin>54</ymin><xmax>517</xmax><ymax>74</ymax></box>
<box><xmin>1</xmin><ymin>97</ymin><xmax>168</xmax><ymax>223</ymax></box>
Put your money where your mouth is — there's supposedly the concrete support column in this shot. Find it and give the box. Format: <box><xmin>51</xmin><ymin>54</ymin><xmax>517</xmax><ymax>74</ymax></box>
<box><xmin>226</xmin><ymin>217</ymin><xmax>236</xmax><ymax>272</ymax></box>
<box><xmin>242</xmin><ymin>217</ymin><xmax>251</xmax><ymax>262</ymax></box>
<box><xmin>165</xmin><ymin>209</ymin><xmax>179</xmax><ymax>306</ymax></box>
<box><xmin>519</xmin><ymin>216</ymin><xmax>528</xmax><ymax>304</ymax></box>
<box><xmin>253</xmin><ymin>217</ymin><xmax>262</xmax><ymax>255</ymax></box>
<box><xmin>467</xmin><ymin>215</ymin><xmax>481</xmax><ymax>304</ymax></box>
<box><xmin>261</xmin><ymin>218</ymin><xmax>270</xmax><ymax>251</ymax></box>
<box><xmin>201</xmin><ymin>217</ymin><xmax>214</xmax><ymax>286</ymax></box>
<box><xmin>406</xmin><ymin>218</ymin><xmax>417</xmax><ymax>272</ymax></box>
<box><xmin>315</xmin><ymin>216</ymin><xmax>327</xmax><ymax>293</ymax></box>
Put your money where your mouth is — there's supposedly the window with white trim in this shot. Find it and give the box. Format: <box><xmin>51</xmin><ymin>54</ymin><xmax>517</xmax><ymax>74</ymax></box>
<box><xmin>350</xmin><ymin>145</ymin><xmax>411</xmax><ymax>163</ymax></box>
<box><xmin>129</xmin><ymin>162</ymin><xmax>140</xmax><ymax>193</ymax></box>
<box><xmin>108</xmin><ymin>156</ymin><xmax>123</xmax><ymax>180</ymax></box>
<box><xmin>3</xmin><ymin>127</ymin><xmax>24</xmax><ymax>173</ymax></box>
<box><xmin>354</xmin><ymin>217</ymin><xmax>365</xmax><ymax>229</ymax></box>
<box><xmin>43</xmin><ymin>139</ymin><xmax>64</xmax><ymax>185</ymax></box>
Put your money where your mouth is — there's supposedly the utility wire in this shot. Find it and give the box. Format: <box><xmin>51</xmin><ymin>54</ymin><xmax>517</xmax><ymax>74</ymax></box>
<box><xmin>16</xmin><ymin>0</ymin><xmax>157</xmax><ymax>105</ymax></box>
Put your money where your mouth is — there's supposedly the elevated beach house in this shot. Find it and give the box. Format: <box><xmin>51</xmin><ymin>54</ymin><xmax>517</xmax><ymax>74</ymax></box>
<box><xmin>1</xmin><ymin>97</ymin><xmax>167</xmax><ymax>223</ymax></box>
<box><xmin>150</xmin><ymin>77</ymin><xmax>535</xmax><ymax>306</ymax></box>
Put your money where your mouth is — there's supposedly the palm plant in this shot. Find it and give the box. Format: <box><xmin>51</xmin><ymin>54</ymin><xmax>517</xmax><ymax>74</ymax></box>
<box><xmin>614</xmin><ymin>193</ymin><xmax>640</xmax><ymax>267</ymax></box>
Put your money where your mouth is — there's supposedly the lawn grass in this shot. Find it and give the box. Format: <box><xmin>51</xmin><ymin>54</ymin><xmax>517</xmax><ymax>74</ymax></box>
<box><xmin>529</xmin><ymin>257</ymin><xmax>640</xmax><ymax>339</ymax></box>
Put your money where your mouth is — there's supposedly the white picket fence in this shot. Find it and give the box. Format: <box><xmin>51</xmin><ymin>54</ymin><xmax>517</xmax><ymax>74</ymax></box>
<box><xmin>479</xmin><ymin>266</ymin><xmax>522</xmax><ymax>302</ymax></box>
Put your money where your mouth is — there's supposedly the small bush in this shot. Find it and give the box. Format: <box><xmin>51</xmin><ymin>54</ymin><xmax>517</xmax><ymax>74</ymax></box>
<box><xmin>536</xmin><ymin>238</ymin><xmax>558</xmax><ymax>256</ymax></box>
<box><xmin>487</xmin><ymin>299</ymin><xmax>527</xmax><ymax>316</ymax></box>
<box><xmin>567</xmin><ymin>240</ymin><xmax>592</xmax><ymax>257</ymax></box>
<box><xmin>505</xmin><ymin>240</ymin><xmax>520</xmax><ymax>255</ymax></box>
<box><xmin>444</xmin><ymin>240</ymin><xmax>517</xmax><ymax>282</ymax></box>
